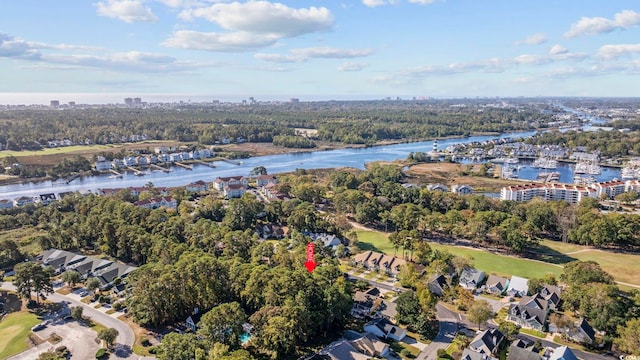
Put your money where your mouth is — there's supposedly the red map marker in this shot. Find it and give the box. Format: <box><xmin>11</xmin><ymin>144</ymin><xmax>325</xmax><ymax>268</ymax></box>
<box><xmin>304</xmin><ymin>243</ymin><xmax>316</xmax><ymax>273</ymax></box>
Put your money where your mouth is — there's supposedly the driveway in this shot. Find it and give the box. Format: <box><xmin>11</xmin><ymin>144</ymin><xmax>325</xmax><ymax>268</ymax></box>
<box><xmin>416</xmin><ymin>304</ymin><xmax>459</xmax><ymax>360</ymax></box>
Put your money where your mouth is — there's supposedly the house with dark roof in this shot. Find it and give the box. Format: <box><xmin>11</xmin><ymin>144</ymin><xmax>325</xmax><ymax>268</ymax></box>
<box><xmin>428</xmin><ymin>274</ymin><xmax>449</xmax><ymax>296</ymax></box>
<box><xmin>507</xmin><ymin>302</ymin><xmax>548</xmax><ymax>332</ymax></box>
<box><xmin>469</xmin><ymin>328</ymin><xmax>504</xmax><ymax>356</ymax></box>
<box><xmin>461</xmin><ymin>348</ymin><xmax>497</xmax><ymax>360</ymax></box>
<box><xmin>363</xmin><ymin>318</ymin><xmax>406</xmax><ymax>341</ymax></box>
<box><xmin>186</xmin><ymin>309</ymin><xmax>204</xmax><ymax>332</ymax></box>
<box><xmin>485</xmin><ymin>275</ymin><xmax>509</xmax><ymax>295</ymax></box>
<box><xmin>256</xmin><ymin>224</ymin><xmax>285</xmax><ymax>240</ymax></box>
<box><xmin>0</xmin><ymin>199</ymin><xmax>13</xmax><ymax>209</ymax></box>
<box><xmin>351</xmin><ymin>251</ymin><xmax>407</xmax><ymax>278</ymax></box>
<box><xmin>538</xmin><ymin>284</ymin><xmax>562</xmax><ymax>310</ymax></box>
<box><xmin>506</xmin><ymin>343</ymin><xmax>542</xmax><ymax>360</ymax></box>
<box><xmin>459</xmin><ymin>268</ymin><xmax>486</xmax><ymax>290</ymax></box>
<box><xmin>309</xmin><ymin>233</ymin><xmax>343</xmax><ymax>250</ymax></box>
<box><xmin>39</xmin><ymin>193</ymin><xmax>57</xmax><ymax>205</ymax></box>
<box><xmin>351</xmin><ymin>288</ymin><xmax>379</xmax><ymax>319</ymax></box>
<box><xmin>346</xmin><ymin>331</ymin><xmax>389</xmax><ymax>358</ymax></box>
<box><xmin>567</xmin><ymin>318</ymin><xmax>595</xmax><ymax>345</ymax></box>
<box><xmin>325</xmin><ymin>340</ymin><xmax>371</xmax><ymax>360</ymax></box>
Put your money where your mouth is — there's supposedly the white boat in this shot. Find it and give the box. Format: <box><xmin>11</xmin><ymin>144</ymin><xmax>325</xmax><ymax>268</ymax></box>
<box><xmin>621</xmin><ymin>167</ymin><xmax>636</xmax><ymax>179</ymax></box>
<box><xmin>588</xmin><ymin>164</ymin><xmax>601</xmax><ymax>175</ymax></box>
<box><xmin>574</xmin><ymin>162</ymin><xmax>589</xmax><ymax>174</ymax></box>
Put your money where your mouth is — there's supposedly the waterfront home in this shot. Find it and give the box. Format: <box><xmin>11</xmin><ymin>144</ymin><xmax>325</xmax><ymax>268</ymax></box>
<box><xmin>256</xmin><ymin>174</ymin><xmax>278</xmax><ymax>187</ymax></box>
<box><xmin>451</xmin><ymin>184</ymin><xmax>473</xmax><ymax>195</ymax></box>
<box><xmin>213</xmin><ymin>176</ymin><xmax>248</xmax><ymax>191</ymax></box>
<box><xmin>95</xmin><ymin>160</ymin><xmax>112</xmax><ymax>171</ymax></box>
<box><xmin>14</xmin><ymin>196</ymin><xmax>35</xmax><ymax>207</ymax></box>
<box><xmin>134</xmin><ymin>196</ymin><xmax>177</xmax><ymax>210</ymax></box>
<box><xmin>427</xmin><ymin>183</ymin><xmax>448</xmax><ymax>192</ymax></box>
<box><xmin>223</xmin><ymin>183</ymin><xmax>246</xmax><ymax>199</ymax></box>
<box><xmin>0</xmin><ymin>199</ymin><xmax>14</xmax><ymax>209</ymax></box>
<box><xmin>186</xmin><ymin>180</ymin><xmax>209</xmax><ymax>193</ymax></box>
<box><xmin>39</xmin><ymin>193</ymin><xmax>57</xmax><ymax>205</ymax></box>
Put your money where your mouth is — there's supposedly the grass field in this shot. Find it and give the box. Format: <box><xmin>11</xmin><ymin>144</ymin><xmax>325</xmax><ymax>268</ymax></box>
<box><xmin>0</xmin><ymin>145</ymin><xmax>112</xmax><ymax>158</ymax></box>
<box><xmin>0</xmin><ymin>311</ymin><xmax>40</xmax><ymax>360</ymax></box>
<box><xmin>356</xmin><ymin>229</ymin><xmax>562</xmax><ymax>279</ymax></box>
<box><xmin>355</xmin><ymin>228</ymin><xmax>640</xmax><ymax>286</ymax></box>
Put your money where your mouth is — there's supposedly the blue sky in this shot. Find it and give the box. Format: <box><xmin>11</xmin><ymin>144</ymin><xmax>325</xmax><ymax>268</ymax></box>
<box><xmin>2</xmin><ymin>0</ymin><xmax>640</xmax><ymax>102</ymax></box>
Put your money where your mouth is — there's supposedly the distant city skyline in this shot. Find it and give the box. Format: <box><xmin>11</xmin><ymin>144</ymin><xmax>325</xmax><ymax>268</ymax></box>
<box><xmin>2</xmin><ymin>1</ymin><xmax>640</xmax><ymax>99</ymax></box>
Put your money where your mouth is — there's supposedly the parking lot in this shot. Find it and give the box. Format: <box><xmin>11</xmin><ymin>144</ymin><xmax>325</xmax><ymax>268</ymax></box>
<box><xmin>8</xmin><ymin>315</ymin><xmax>100</xmax><ymax>360</ymax></box>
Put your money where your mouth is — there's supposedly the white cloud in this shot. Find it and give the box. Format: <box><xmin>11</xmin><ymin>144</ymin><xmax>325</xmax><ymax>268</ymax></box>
<box><xmin>549</xmin><ymin>44</ymin><xmax>568</xmax><ymax>55</ymax></box>
<box><xmin>164</xmin><ymin>30</ymin><xmax>280</xmax><ymax>52</ymax></box>
<box><xmin>96</xmin><ymin>0</ymin><xmax>158</xmax><ymax>23</ymax></box>
<box><xmin>515</xmin><ymin>33</ymin><xmax>548</xmax><ymax>45</ymax></box>
<box><xmin>513</xmin><ymin>54</ymin><xmax>551</xmax><ymax>65</ymax></box>
<box><xmin>255</xmin><ymin>47</ymin><xmax>374</xmax><ymax>63</ymax></box>
<box><xmin>180</xmin><ymin>1</ymin><xmax>333</xmax><ymax>36</ymax></box>
<box><xmin>407</xmin><ymin>0</ymin><xmax>437</xmax><ymax>4</ymax></box>
<box><xmin>362</xmin><ymin>0</ymin><xmax>397</xmax><ymax>7</ymax></box>
<box><xmin>597</xmin><ymin>44</ymin><xmax>640</xmax><ymax>60</ymax></box>
<box><xmin>338</xmin><ymin>62</ymin><xmax>368</xmax><ymax>71</ymax></box>
<box><xmin>565</xmin><ymin>9</ymin><xmax>640</xmax><ymax>38</ymax></box>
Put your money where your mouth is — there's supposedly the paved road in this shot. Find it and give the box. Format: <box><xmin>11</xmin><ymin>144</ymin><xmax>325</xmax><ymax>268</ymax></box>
<box><xmin>1</xmin><ymin>281</ymin><xmax>139</xmax><ymax>359</ymax></box>
<box><xmin>416</xmin><ymin>304</ymin><xmax>459</xmax><ymax>360</ymax></box>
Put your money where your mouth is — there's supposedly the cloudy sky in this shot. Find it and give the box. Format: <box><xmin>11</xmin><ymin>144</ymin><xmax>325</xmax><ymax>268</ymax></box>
<box><xmin>2</xmin><ymin>0</ymin><xmax>640</xmax><ymax>102</ymax></box>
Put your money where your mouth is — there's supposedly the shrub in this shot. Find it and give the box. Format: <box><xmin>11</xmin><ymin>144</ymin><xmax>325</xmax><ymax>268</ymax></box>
<box><xmin>140</xmin><ymin>337</ymin><xmax>151</xmax><ymax>347</ymax></box>
<box><xmin>112</xmin><ymin>302</ymin><xmax>122</xmax><ymax>311</ymax></box>
<box><xmin>95</xmin><ymin>348</ymin><xmax>107</xmax><ymax>359</ymax></box>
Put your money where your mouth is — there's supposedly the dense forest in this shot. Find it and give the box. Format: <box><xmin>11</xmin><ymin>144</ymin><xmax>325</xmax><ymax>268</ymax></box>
<box><xmin>0</xmin><ymin>100</ymin><xmax>555</xmax><ymax>151</ymax></box>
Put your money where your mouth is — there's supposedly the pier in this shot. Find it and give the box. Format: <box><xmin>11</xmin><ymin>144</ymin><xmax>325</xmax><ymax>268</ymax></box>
<box><xmin>195</xmin><ymin>160</ymin><xmax>216</xmax><ymax>168</ymax></box>
<box><xmin>175</xmin><ymin>162</ymin><xmax>193</xmax><ymax>170</ymax></box>
<box><xmin>65</xmin><ymin>174</ymin><xmax>81</xmax><ymax>184</ymax></box>
<box><xmin>220</xmin><ymin>158</ymin><xmax>243</xmax><ymax>165</ymax></box>
<box><xmin>126</xmin><ymin>166</ymin><xmax>144</xmax><ymax>176</ymax></box>
<box><xmin>150</xmin><ymin>164</ymin><xmax>172</xmax><ymax>173</ymax></box>
<box><xmin>109</xmin><ymin>169</ymin><xmax>123</xmax><ymax>178</ymax></box>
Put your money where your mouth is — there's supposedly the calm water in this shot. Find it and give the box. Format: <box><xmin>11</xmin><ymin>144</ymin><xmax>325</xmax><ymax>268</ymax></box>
<box><xmin>0</xmin><ymin>128</ymin><xmax>623</xmax><ymax>201</ymax></box>
<box><xmin>0</xmin><ymin>130</ymin><xmax>537</xmax><ymax>200</ymax></box>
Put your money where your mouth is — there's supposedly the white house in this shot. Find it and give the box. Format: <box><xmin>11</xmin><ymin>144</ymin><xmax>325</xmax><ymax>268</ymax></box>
<box><xmin>451</xmin><ymin>184</ymin><xmax>473</xmax><ymax>195</ymax></box>
<box><xmin>186</xmin><ymin>180</ymin><xmax>209</xmax><ymax>193</ymax></box>
<box><xmin>507</xmin><ymin>276</ymin><xmax>529</xmax><ymax>297</ymax></box>
<box><xmin>363</xmin><ymin>318</ymin><xmax>406</xmax><ymax>341</ymax></box>
<box><xmin>95</xmin><ymin>160</ymin><xmax>112</xmax><ymax>171</ymax></box>
<box><xmin>14</xmin><ymin>196</ymin><xmax>35</xmax><ymax>207</ymax></box>
<box><xmin>213</xmin><ymin>176</ymin><xmax>248</xmax><ymax>191</ymax></box>
<box><xmin>134</xmin><ymin>196</ymin><xmax>177</xmax><ymax>210</ymax></box>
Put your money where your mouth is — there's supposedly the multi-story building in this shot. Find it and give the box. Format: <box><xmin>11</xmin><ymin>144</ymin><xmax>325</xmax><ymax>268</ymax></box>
<box><xmin>500</xmin><ymin>183</ymin><xmax>596</xmax><ymax>204</ymax></box>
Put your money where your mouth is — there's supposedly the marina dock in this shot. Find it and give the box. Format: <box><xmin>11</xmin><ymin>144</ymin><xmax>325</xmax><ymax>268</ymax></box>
<box><xmin>195</xmin><ymin>160</ymin><xmax>216</xmax><ymax>168</ymax></box>
<box><xmin>126</xmin><ymin>166</ymin><xmax>144</xmax><ymax>176</ymax></box>
<box><xmin>175</xmin><ymin>162</ymin><xmax>193</xmax><ymax>170</ymax></box>
<box><xmin>150</xmin><ymin>164</ymin><xmax>172</xmax><ymax>173</ymax></box>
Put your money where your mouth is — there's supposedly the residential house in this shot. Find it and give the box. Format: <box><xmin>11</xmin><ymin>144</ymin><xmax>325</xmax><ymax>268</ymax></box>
<box><xmin>351</xmin><ymin>288</ymin><xmax>380</xmax><ymax>319</ymax></box>
<box><xmin>186</xmin><ymin>309</ymin><xmax>204</xmax><ymax>332</ymax></box>
<box><xmin>343</xmin><ymin>330</ymin><xmax>390</xmax><ymax>358</ymax></box>
<box><xmin>538</xmin><ymin>284</ymin><xmax>562</xmax><ymax>310</ymax></box>
<box><xmin>309</xmin><ymin>233</ymin><xmax>343</xmax><ymax>250</ymax></box>
<box><xmin>39</xmin><ymin>193</ymin><xmax>57</xmax><ymax>205</ymax></box>
<box><xmin>0</xmin><ymin>199</ymin><xmax>14</xmax><ymax>209</ymax></box>
<box><xmin>95</xmin><ymin>160</ymin><xmax>112</xmax><ymax>171</ymax></box>
<box><xmin>469</xmin><ymin>328</ymin><xmax>504</xmax><ymax>356</ymax></box>
<box><xmin>256</xmin><ymin>174</ymin><xmax>278</xmax><ymax>187</ymax></box>
<box><xmin>452</xmin><ymin>184</ymin><xmax>473</xmax><ymax>195</ymax></box>
<box><xmin>567</xmin><ymin>318</ymin><xmax>595</xmax><ymax>345</ymax></box>
<box><xmin>262</xmin><ymin>182</ymin><xmax>288</xmax><ymax>200</ymax></box>
<box><xmin>351</xmin><ymin>251</ymin><xmax>407</xmax><ymax>278</ymax></box>
<box><xmin>111</xmin><ymin>159</ymin><xmax>124</xmax><ymax>169</ymax></box>
<box><xmin>507</xmin><ymin>276</ymin><xmax>529</xmax><ymax>297</ymax></box>
<box><xmin>459</xmin><ymin>268</ymin><xmax>486</xmax><ymax>290</ymax></box>
<box><xmin>186</xmin><ymin>180</ymin><xmax>209</xmax><ymax>193</ymax></box>
<box><xmin>255</xmin><ymin>224</ymin><xmax>285</xmax><ymax>240</ymax></box>
<box><xmin>506</xmin><ymin>344</ymin><xmax>542</xmax><ymax>360</ymax></box>
<box><xmin>94</xmin><ymin>262</ymin><xmax>137</xmax><ymax>289</ymax></box>
<box><xmin>428</xmin><ymin>274</ymin><xmax>449</xmax><ymax>296</ymax></box>
<box><xmin>507</xmin><ymin>301</ymin><xmax>548</xmax><ymax>332</ymax></box>
<box><xmin>485</xmin><ymin>275</ymin><xmax>509</xmax><ymax>295</ymax></box>
<box><xmin>325</xmin><ymin>340</ymin><xmax>371</xmax><ymax>360</ymax></box>
<box><xmin>462</xmin><ymin>348</ymin><xmax>497</xmax><ymax>360</ymax></box>
<box><xmin>363</xmin><ymin>318</ymin><xmax>406</xmax><ymax>341</ymax></box>
<box><xmin>14</xmin><ymin>196</ymin><xmax>35</xmax><ymax>207</ymax></box>
<box><xmin>223</xmin><ymin>183</ymin><xmax>246</xmax><ymax>199</ymax></box>
<box><xmin>213</xmin><ymin>176</ymin><xmax>248</xmax><ymax>191</ymax></box>
<box><xmin>427</xmin><ymin>183</ymin><xmax>448</xmax><ymax>192</ymax></box>
<box><xmin>547</xmin><ymin>346</ymin><xmax>578</xmax><ymax>360</ymax></box>
<box><xmin>134</xmin><ymin>196</ymin><xmax>177</xmax><ymax>210</ymax></box>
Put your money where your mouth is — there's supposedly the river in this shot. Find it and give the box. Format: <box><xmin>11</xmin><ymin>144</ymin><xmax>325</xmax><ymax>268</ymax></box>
<box><xmin>0</xmin><ymin>130</ymin><xmax>540</xmax><ymax>201</ymax></box>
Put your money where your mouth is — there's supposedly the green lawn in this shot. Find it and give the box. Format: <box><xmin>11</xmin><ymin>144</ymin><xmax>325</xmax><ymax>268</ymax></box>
<box><xmin>355</xmin><ymin>229</ymin><xmax>640</xmax><ymax>287</ymax></box>
<box><xmin>429</xmin><ymin>243</ymin><xmax>563</xmax><ymax>279</ymax></box>
<box><xmin>355</xmin><ymin>230</ymin><xmax>397</xmax><ymax>255</ymax></box>
<box><xmin>0</xmin><ymin>311</ymin><xmax>41</xmax><ymax>360</ymax></box>
<box><xmin>542</xmin><ymin>240</ymin><xmax>640</xmax><ymax>286</ymax></box>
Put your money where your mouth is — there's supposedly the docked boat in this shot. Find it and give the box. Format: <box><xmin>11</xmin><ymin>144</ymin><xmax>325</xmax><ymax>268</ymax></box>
<box><xmin>574</xmin><ymin>162</ymin><xmax>589</xmax><ymax>174</ymax></box>
<box><xmin>621</xmin><ymin>167</ymin><xmax>637</xmax><ymax>179</ymax></box>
